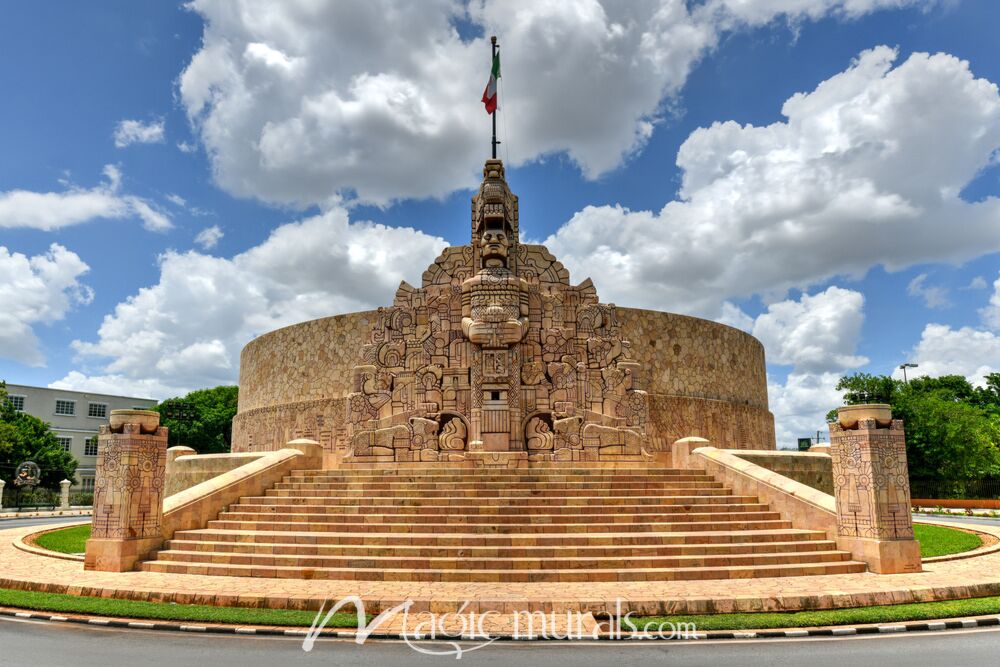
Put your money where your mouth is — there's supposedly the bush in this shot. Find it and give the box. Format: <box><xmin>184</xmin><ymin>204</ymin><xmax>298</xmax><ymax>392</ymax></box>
<box><xmin>69</xmin><ymin>492</ymin><xmax>93</xmax><ymax>506</ymax></box>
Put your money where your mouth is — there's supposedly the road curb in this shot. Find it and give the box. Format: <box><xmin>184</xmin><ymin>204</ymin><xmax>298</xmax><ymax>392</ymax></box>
<box><xmin>3</xmin><ymin>607</ymin><xmax>1000</xmax><ymax>641</ymax></box>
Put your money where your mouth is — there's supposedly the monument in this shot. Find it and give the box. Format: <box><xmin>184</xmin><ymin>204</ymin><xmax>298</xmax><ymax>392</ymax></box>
<box><xmin>231</xmin><ymin>158</ymin><xmax>776</xmax><ymax>463</ymax></box>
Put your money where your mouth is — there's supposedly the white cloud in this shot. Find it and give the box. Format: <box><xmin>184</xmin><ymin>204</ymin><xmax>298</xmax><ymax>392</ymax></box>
<box><xmin>966</xmin><ymin>276</ymin><xmax>988</xmax><ymax>290</ymax></box>
<box><xmin>177</xmin><ymin>141</ymin><xmax>197</xmax><ymax>153</ymax></box>
<box><xmin>898</xmin><ymin>323</ymin><xmax>1000</xmax><ymax>387</ymax></box>
<box><xmin>769</xmin><ymin>372</ymin><xmax>844</xmax><ymax>448</ymax></box>
<box><xmin>753</xmin><ymin>286</ymin><xmax>869</xmax><ymax>373</ymax></box>
<box><xmin>981</xmin><ymin>273</ymin><xmax>1000</xmax><ymax>331</ymax></box>
<box><xmin>113</xmin><ymin>118</ymin><xmax>165</xmax><ymax>148</ymax></box>
<box><xmin>894</xmin><ymin>272</ymin><xmax>1000</xmax><ymax>387</ymax></box>
<box><xmin>546</xmin><ymin>47</ymin><xmax>1000</xmax><ymax>319</ymax></box>
<box><xmin>58</xmin><ymin>207</ymin><xmax>447</xmax><ymax>397</ymax></box>
<box><xmin>0</xmin><ymin>165</ymin><xmax>173</xmax><ymax>232</ymax></box>
<box><xmin>732</xmin><ymin>286</ymin><xmax>868</xmax><ymax>447</ymax></box>
<box><xmin>907</xmin><ymin>272</ymin><xmax>950</xmax><ymax>309</ymax></box>
<box><xmin>166</xmin><ymin>193</ymin><xmax>187</xmax><ymax>207</ymax></box>
<box><xmin>178</xmin><ymin>0</ymin><xmax>916</xmax><ymax>206</ymax></box>
<box><xmin>194</xmin><ymin>225</ymin><xmax>224</xmax><ymax>249</ymax></box>
<box><xmin>0</xmin><ymin>244</ymin><xmax>93</xmax><ymax>367</ymax></box>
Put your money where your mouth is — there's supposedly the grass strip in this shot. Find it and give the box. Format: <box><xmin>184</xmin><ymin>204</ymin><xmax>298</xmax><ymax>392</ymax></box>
<box><xmin>628</xmin><ymin>595</ymin><xmax>1000</xmax><ymax>631</ymax></box>
<box><xmin>913</xmin><ymin>523</ymin><xmax>983</xmax><ymax>558</ymax></box>
<box><xmin>34</xmin><ymin>524</ymin><xmax>90</xmax><ymax>554</ymax></box>
<box><xmin>0</xmin><ymin>587</ymin><xmax>365</xmax><ymax>628</ymax></box>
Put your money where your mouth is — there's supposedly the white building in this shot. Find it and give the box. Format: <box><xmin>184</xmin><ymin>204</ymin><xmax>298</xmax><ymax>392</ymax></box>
<box><xmin>3</xmin><ymin>384</ymin><xmax>157</xmax><ymax>490</ymax></box>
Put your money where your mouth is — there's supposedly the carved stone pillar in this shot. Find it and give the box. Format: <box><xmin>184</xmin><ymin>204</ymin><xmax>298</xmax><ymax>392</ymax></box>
<box><xmin>828</xmin><ymin>404</ymin><xmax>921</xmax><ymax>574</ymax></box>
<box><xmin>84</xmin><ymin>410</ymin><xmax>168</xmax><ymax>572</ymax></box>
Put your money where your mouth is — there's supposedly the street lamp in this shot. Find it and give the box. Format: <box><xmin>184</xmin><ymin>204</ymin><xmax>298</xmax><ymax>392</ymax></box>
<box><xmin>899</xmin><ymin>363</ymin><xmax>919</xmax><ymax>383</ymax></box>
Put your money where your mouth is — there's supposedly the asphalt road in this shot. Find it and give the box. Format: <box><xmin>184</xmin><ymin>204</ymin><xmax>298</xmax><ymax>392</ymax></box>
<box><xmin>0</xmin><ymin>514</ymin><xmax>89</xmax><ymax>530</ymax></box>
<box><xmin>3</xmin><ymin>615</ymin><xmax>1000</xmax><ymax>667</ymax></box>
<box><xmin>915</xmin><ymin>513</ymin><xmax>1000</xmax><ymax>527</ymax></box>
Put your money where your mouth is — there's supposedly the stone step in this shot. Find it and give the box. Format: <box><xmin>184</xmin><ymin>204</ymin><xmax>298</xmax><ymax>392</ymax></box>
<box><xmin>170</xmin><ymin>527</ymin><xmax>829</xmax><ymax>547</ymax></box>
<box><xmin>204</xmin><ymin>518</ymin><xmax>794</xmax><ymax>534</ymax></box>
<box><xmin>284</xmin><ymin>472</ymin><xmax>714</xmax><ymax>482</ymax></box>
<box><xmin>235</xmin><ymin>494</ymin><xmax>762</xmax><ymax>507</ymax></box>
<box><xmin>263</xmin><ymin>487</ymin><xmax>737</xmax><ymax>499</ymax></box>
<box><xmin>141</xmin><ymin>559</ymin><xmax>867</xmax><ymax>582</ymax></box>
<box><xmin>151</xmin><ymin>548</ymin><xmax>853</xmax><ymax>571</ymax></box>
<box><xmin>225</xmin><ymin>502</ymin><xmax>772</xmax><ymax>516</ymax></box>
<box><xmin>216</xmin><ymin>510</ymin><xmax>782</xmax><ymax>525</ymax></box>
<box><xmin>162</xmin><ymin>538</ymin><xmax>841</xmax><ymax>558</ymax></box>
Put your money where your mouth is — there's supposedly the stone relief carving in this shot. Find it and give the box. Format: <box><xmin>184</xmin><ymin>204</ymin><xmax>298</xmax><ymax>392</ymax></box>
<box><xmin>345</xmin><ymin>159</ymin><xmax>650</xmax><ymax>463</ymax></box>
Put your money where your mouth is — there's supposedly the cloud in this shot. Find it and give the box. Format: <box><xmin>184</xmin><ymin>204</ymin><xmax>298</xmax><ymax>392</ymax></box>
<box><xmin>982</xmin><ymin>272</ymin><xmax>1000</xmax><ymax>331</ymax></box>
<box><xmin>166</xmin><ymin>193</ymin><xmax>187</xmax><ymax>207</ymax></box>
<box><xmin>546</xmin><ymin>47</ymin><xmax>1000</xmax><ymax>319</ymax></box>
<box><xmin>58</xmin><ymin>207</ymin><xmax>447</xmax><ymax>397</ymax></box>
<box><xmin>907</xmin><ymin>272</ymin><xmax>950</xmax><ymax>309</ymax></box>
<box><xmin>966</xmin><ymin>276</ymin><xmax>988</xmax><ymax>290</ymax></box>
<box><xmin>0</xmin><ymin>244</ymin><xmax>93</xmax><ymax>367</ymax></box>
<box><xmin>194</xmin><ymin>225</ymin><xmax>223</xmax><ymax>249</ymax></box>
<box><xmin>898</xmin><ymin>323</ymin><xmax>1000</xmax><ymax>387</ymax></box>
<box><xmin>178</xmin><ymin>0</ymin><xmax>917</xmax><ymax>206</ymax></box>
<box><xmin>113</xmin><ymin>118</ymin><xmax>166</xmax><ymax>148</ymax></box>
<box><xmin>752</xmin><ymin>286</ymin><xmax>869</xmax><ymax>373</ymax></box>
<box><xmin>738</xmin><ymin>286</ymin><xmax>868</xmax><ymax>447</ymax></box>
<box><xmin>894</xmin><ymin>272</ymin><xmax>1000</xmax><ymax>387</ymax></box>
<box><xmin>0</xmin><ymin>165</ymin><xmax>173</xmax><ymax>232</ymax></box>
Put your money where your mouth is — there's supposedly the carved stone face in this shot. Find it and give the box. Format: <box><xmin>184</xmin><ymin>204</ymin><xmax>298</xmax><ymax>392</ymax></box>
<box><xmin>480</xmin><ymin>227</ymin><xmax>509</xmax><ymax>265</ymax></box>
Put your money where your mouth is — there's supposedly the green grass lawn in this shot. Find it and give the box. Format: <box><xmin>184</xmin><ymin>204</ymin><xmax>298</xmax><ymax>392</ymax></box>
<box><xmin>627</xmin><ymin>594</ymin><xmax>1000</xmax><ymax>632</ymax></box>
<box><xmin>0</xmin><ymin>588</ymin><xmax>364</xmax><ymax>628</ymax></box>
<box><xmin>34</xmin><ymin>524</ymin><xmax>90</xmax><ymax>554</ymax></box>
<box><xmin>914</xmin><ymin>523</ymin><xmax>983</xmax><ymax>558</ymax></box>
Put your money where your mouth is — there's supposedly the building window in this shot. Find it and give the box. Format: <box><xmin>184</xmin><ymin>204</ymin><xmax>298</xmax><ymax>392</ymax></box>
<box><xmin>81</xmin><ymin>477</ymin><xmax>95</xmax><ymax>491</ymax></box>
<box><xmin>56</xmin><ymin>436</ymin><xmax>72</xmax><ymax>452</ymax></box>
<box><xmin>87</xmin><ymin>402</ymin><xmax>108</xmax><ymax>418</ymax></box>
<box><xmin>7</xmin><ymin>395</ymin><xmax>25</xmax><ymax>411</ymax></box>
<box><xmin>54</xmin><ymin>399</ymin><xmax>75</xmax><ymax>416</ymax></box>
<box><xmin>84</xmin><ymin>437</ymin><xmax>99</xmax><ymax>456</ymax></box>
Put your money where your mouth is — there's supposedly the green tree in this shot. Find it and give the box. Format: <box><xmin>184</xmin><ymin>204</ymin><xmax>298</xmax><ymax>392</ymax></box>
<box><xmin>154</xmin><ymin>385</ymin><xmax>239</xmax><ymax>454</ymax></box>
<box><xmin>830</xmin><ymin>373</ymin><xmax>1000</xmax><ymax>482</ymax></box>
<box><xmin>0</xmin><ymin>382</ymin><xmax>78</xmax><ymax>488</ymax></box>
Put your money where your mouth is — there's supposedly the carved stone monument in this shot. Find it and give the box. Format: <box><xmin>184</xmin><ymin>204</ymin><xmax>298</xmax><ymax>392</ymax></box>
<box><xmin>828</xmin><ymin>404</ymin><xmax>921</xmax><ymax>574</ymax></box>
<box><xmin>345</xmin><ymin>159</ymin><xmax>650</xmax><ymax>466</ymax></box>
<box><xmin>84</xmin><ymin>409</ymin><xmax>168</xmax><ymax>572</ymax></box>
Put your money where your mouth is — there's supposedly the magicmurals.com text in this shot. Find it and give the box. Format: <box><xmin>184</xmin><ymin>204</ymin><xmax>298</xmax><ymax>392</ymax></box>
<box><xmin>303</xmin><ymin>597</ymin><xmax>698</xmax><ymax>658</ymax></box>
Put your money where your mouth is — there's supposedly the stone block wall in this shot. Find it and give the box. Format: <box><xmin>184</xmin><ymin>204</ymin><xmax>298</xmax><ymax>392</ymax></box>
<box><xmin>231</xmin><ymin>307</ymin><xmax>775</xmax><ymax>455</ymax></box>
<box><xmin>729</xmin><ymin>450</ymin><xmax>833</xmax><ymax>494</ymax></box>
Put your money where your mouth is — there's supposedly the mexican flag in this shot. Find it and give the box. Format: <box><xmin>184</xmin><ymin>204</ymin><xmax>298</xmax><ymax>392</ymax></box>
<box><xmin>482</xmin><ymin>52</ymin><xmax>500</xmax><ymax>114</ymax></box>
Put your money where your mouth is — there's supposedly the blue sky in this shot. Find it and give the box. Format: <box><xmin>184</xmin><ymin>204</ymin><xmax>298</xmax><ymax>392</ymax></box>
<box><xmin>1</xmin><ymin>0</ymin><xmax>999</xmax><ymax>446</ymax></box>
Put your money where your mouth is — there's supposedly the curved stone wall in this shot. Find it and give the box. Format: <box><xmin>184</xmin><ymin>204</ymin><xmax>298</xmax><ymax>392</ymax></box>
<box><xmin>232</xmin><ymin>307</ymin><xmax>775</xmax><ymax>454</ymax></box>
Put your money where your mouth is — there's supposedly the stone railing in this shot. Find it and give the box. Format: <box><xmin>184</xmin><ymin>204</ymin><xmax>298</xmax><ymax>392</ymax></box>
<box><xmin>164</xmin><ymin>447</ymin><xmax>269</xmax><ymax>497</ymax></box>
<box><xmin>85</xmin><ymin>408</ymin><xmax>322</xmax><ymax>572</ymax></box>
<box><xmin>671</xmin><ymin>407</ymin><xmax>922</xmax><ymax>575</ymax></box>
<box><xmin>723</xmin><ymin>449</ymin><xmax>833</xmax><ymax>495</ymax></box>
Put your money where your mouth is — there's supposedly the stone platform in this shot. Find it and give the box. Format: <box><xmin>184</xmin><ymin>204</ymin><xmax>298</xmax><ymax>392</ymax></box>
<box><xmin>139</xmin><ymin>464</ymin><xmax>863</xmax><ymax>582</ymax></box>
<box><xmin>4</xmin><ymin>518</ymin><xmax>1000</xmax><ymax>616</ymax></box>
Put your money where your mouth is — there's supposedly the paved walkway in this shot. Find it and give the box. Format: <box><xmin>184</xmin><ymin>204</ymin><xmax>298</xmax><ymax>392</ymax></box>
<box><xmin>3</xmin><ymin>519</ymin><xmax>1000</xmax><ymax>616</ymax></box>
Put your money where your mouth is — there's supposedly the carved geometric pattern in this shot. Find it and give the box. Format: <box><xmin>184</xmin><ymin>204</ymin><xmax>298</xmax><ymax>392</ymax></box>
<box><xmin>91</xmin><ymin>425</ymin><xmax>167</xmax><ymax>540</ymax></box>
<box><xmin>830</xmin><ymin>418</ymin><xmax>915</xmax><ymax>540</ymax></box>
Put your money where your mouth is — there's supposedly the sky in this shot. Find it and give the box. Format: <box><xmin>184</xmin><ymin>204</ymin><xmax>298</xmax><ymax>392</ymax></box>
<box><xmin>1</xmin><ymin>0</ymin><xmax>999</xmax><ymax>448</ymax></box>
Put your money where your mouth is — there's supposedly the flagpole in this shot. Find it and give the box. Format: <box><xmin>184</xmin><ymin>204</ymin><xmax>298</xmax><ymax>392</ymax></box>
<box><xmin>491</xmin><ymin>35</ymin><xmax>498</xmax><ymax>160</ymax></box>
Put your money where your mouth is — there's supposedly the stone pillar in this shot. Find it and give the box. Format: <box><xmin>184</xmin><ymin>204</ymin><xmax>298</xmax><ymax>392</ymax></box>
<box><xmin>828</xmin><ymin>404</ymin><xmax>921</xmax><ymax>574</ymax></box>
<box><xmin>0</xmin><ymin>478</ymin><xmax>5</xmax><ymax>511</ymax></box>
<box><xmin>671</xmin><ymin>437</ymin><xmax>710</xmax><ymax>469</ymax></box>
<box><xmin>84</xmin><ymin>410</ymin><xmax>168</xmax><ymax>572</ymax></box>
<box><xmin>59</xmin><ymin>479</ymin><xmax>71</xmax><ymax>510</ymax></box>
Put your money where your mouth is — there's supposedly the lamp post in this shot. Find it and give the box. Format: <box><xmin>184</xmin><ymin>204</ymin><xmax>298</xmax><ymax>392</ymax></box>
<box><xmin>899</xmin><ymin>363</ymin><xmax>919</xmax><ymax>383</ymax></box>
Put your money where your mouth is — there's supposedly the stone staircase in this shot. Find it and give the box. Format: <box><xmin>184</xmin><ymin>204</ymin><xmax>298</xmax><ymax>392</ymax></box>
<box><xmin>141</xmin><ymin>464</ymin><xmax>866</xmax><ymax>582</ymax></box>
